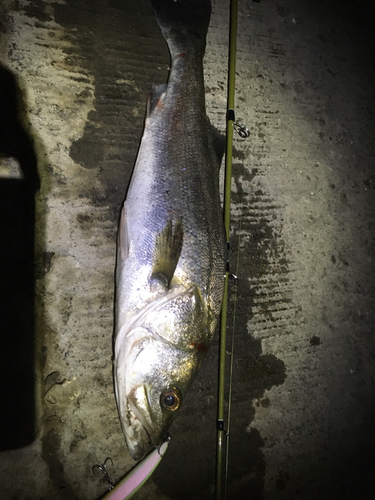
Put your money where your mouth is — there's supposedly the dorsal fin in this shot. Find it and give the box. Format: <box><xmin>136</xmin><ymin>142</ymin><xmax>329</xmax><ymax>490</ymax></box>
<box><xmin>151</xmin><ymin>219</ymin><xmax>183</xmax><ymax>289</ymax></box>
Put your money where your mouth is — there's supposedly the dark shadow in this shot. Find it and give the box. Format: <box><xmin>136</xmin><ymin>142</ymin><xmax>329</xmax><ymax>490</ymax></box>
<box><xmin>0</xmin><ymin>63</ymin><xmax>40</xmax><ymax>450</ymax></box>
<box><xmin>153</xmin><ymin>154</ymin><xmax>287</xmax><ymax>500</ymax></box>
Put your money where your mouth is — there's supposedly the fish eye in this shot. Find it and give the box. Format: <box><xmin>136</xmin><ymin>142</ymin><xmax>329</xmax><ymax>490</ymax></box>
<box><xmin>160</xmin><ymin>387</ymin><xmax>182</xmax><ymax>411</ymax></box>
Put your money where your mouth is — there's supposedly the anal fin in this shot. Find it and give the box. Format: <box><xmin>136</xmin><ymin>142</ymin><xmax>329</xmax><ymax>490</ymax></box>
<box><xmin>151</xmin><ymin>220</ymin><xmax>183</xmax><ymax>289</ymax></box>
<box><xmin>146</xmin><ymin>84</ymin><xmax>167</xmax><ymax>116</ymax></box>
<box><xmin>118</xmin><ymin>202</ymin><xmax>129</xmax><ymax>260</ymax></box>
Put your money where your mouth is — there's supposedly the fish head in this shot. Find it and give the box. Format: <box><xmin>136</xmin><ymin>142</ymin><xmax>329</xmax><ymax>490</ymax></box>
<box><xmin>115</xmin><ymin>284</ymin><xmax>211</xmax><ymax>461</ymax></box>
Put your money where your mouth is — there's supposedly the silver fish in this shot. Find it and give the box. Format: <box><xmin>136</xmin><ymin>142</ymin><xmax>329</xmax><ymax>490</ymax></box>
<box><xmin>114</xmin><ymin>0</ymin><xmax>225</xmax><ymax>461</ymax></box>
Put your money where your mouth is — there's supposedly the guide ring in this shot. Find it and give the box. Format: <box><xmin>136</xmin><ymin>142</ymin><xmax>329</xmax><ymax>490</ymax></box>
<box><xmin>233</xmin><ymin>121</ymin><xmax>250</xmax><ymax>138</ymax></box>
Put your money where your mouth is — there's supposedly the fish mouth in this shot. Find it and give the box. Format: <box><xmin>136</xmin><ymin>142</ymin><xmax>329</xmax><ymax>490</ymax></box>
<box><xmin>114</xmin><ymin>334</ymin><xmax>169</xmax><ymax>461</ymax></box>
<box><xmin>123</xmin><ymin>405</ymin><xmax>154</xmax><ymax>461</ymax></box>
<box><xmin>122</xmin><ymin>385</ymin><xmax>166</xmax><ymax>461</ymax></box>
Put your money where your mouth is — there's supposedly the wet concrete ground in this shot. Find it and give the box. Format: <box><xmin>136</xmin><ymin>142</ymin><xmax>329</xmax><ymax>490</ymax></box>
<box><xmin>0</xmin><ymin>0</ymin><xmax>375</xmax><ymax>499</ymax></box>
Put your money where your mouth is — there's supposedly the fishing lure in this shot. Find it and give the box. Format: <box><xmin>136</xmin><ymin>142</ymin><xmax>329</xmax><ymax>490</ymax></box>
<box><xmin>95</xmin><ymin>436</ymin><xmax>170</xmax><ymax>500</ymax></box>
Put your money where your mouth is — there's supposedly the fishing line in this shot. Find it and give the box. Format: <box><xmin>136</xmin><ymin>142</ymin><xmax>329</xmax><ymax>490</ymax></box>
<box><xmin>224</xmin><ymin>215</ymin><xmax>242</xmax><ymax>499</ymax></box>
<box><xmin>215</xmin><ymin>0</ymin><xmax>238</xmax><ymax>498</ymax></box>
<box><xmin>216</xmin><ymin>0</ymin><xmax>252</xmax><ymax>496</ymax></box>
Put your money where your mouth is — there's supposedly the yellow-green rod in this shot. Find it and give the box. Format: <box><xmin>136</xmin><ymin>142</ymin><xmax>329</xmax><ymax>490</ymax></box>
<box><xmin>223</xmin><ymin>0</ymin><xmax>238</xmax><ymax>239</ymax></box>
<box><xmin>216</xmin><ymin>0</ymin><xmax>238</xmax><ymax>499</ymax></box>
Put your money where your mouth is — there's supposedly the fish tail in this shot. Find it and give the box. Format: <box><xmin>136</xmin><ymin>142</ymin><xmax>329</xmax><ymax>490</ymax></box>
<box><xmin>150</xmin><ymin>0</ymin><xmax>211</xmax><ymax>58</ymax></box>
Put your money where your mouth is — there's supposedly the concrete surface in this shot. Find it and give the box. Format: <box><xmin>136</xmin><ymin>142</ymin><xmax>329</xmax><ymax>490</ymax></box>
<box><xmin>0</xmin><ymin>0</ymin><xmax>374</xmax><ymax>499</ymax></box>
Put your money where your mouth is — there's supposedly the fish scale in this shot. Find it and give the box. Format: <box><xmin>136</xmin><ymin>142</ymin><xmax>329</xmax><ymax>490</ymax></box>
<box><xmin>114</xmin><ymin>0</ymin><xmax>225</xmax><ymax>461</ymax></box>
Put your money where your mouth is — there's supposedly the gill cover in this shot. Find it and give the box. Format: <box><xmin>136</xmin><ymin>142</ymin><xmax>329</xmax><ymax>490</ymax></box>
<box><xmin>115</xmin><ymin>283</ymin><xmax>210</xmax><ymax>460</ymax></box>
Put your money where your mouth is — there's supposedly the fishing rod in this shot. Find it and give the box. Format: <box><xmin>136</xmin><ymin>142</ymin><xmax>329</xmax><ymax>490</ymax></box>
<box><xmin>215</xmin><ymin>0</ymin><xmax>238</xmax><ymax>495</ymax></box>
<box><xmin>216</xmin><ymin>0</ymin><xmax>249</xmax><ymax>498</ymax></box>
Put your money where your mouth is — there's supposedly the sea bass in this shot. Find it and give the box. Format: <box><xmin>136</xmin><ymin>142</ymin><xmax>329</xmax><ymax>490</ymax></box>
<box><xmin>114</xmin><ymin>0</ymin><xmax>225</xmax><ymax>461</ymax></box>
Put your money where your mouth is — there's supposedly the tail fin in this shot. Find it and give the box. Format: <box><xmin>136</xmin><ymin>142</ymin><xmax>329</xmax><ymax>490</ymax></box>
<box><xmin>150</xmin><ymin>0</ymin><xmax>211</xmax><ymax>57</ymax></box>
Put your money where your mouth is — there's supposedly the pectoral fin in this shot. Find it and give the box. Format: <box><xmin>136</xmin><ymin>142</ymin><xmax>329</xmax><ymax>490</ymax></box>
<box><xmin>151</xmin><ymin>220</ymin><xmax>183</xmax><ymax>288</ymax></box>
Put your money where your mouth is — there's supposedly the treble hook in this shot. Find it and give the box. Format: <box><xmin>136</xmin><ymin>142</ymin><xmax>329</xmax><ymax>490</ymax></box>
<box><xmin>92</xmin><ymin>457</ymin><xmax>115</xmax><ymax>491</ymax></box>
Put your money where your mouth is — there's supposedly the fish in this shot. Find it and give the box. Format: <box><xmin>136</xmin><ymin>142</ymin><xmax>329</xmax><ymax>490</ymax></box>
<box><xmin>114</xmin><ymin>0</ymin><xmax>225</xmax><ymax>461</ymax></box>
